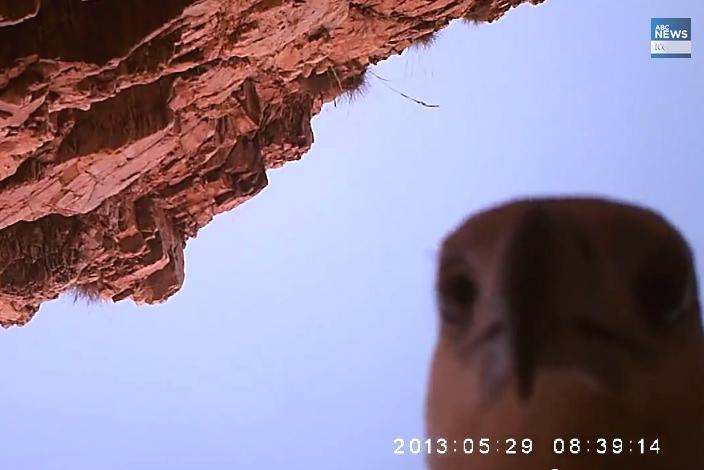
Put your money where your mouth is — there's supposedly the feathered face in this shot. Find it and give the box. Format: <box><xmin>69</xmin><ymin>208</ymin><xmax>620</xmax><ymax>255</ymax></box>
<box><xmin>426</xmin><ymin>198</ymin><xmax>704</xmax><ymax>469</ymax></box>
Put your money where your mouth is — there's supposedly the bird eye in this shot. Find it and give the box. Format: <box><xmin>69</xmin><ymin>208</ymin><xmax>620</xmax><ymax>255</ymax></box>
<box><xmin>634</xmin><ymin>240</ymin><xmax>693</xmax><ymax>326</ymax></box>
<box><xmin>437</xmin><ymin>271</ymin><xmax>478</xmax><ymax>325</ymax></box>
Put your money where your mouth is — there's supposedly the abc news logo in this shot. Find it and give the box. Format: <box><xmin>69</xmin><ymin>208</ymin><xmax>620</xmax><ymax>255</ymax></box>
<box><xmin>651</xmin><ymin>18</ymin><xmax>692</xmax><ymax>58</ymax></box>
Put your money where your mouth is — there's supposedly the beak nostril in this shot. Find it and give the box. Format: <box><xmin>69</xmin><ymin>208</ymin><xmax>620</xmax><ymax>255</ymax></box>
<box><xmin>573</xmin><ymin>318</ymin><xmax>622</xmax><ymax>344</ymax></box>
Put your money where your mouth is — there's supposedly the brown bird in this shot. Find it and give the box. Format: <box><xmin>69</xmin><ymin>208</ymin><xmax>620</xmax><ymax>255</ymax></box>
<box><xmin>426</xmin><ymin>198</ymin><xmax>704</xmax><ymax>470</ymax></box>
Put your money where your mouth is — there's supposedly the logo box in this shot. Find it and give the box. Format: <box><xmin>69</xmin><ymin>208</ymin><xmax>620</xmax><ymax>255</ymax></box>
<box><xmin>651</xmin><ymin>18</ymin><xmax>692</xmax><ymax>58</ymax></box>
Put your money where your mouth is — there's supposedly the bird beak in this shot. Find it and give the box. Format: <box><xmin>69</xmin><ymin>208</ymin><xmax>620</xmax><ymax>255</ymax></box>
<box><xmin>499</xmin><ymin>206</ymin><xmax>584</xmax><ymax>401</ymax></box>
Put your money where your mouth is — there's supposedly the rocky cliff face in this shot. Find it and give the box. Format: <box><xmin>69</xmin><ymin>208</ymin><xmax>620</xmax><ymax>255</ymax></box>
<box><xmin>0</xmin><ymin>0</ymin><xmax>545</xmax><ymax>327</ymax></box>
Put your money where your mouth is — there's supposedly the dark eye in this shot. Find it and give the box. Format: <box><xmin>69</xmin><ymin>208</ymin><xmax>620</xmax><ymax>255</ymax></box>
<box><xmin>634</xmin><ymin>240</ymin><xmax>693</xmax><ymax>326</ymax></box>
<box><xmin>437</xmin><ymin>272</ymin><xmax>478</xmax><ymax>325</ymax></box>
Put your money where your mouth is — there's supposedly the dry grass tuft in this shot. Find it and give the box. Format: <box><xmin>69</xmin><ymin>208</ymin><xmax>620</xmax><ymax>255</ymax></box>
<box><xmin>69</xmin><ymin>283</ymin><xmax>106</xmax><ymax>304</ymax></box>
<box><xmin>339</xmin><ymin>69</ymin><xmax>370</xmax><ymax>103</ymax></box>
<box><xmin>461</xmin><ymin>16</ymin><xmax>482</xmax><ymax>25</ymax></box>
<box><xmin>301</xmin><ymin>67</ymin><xmax>370</xmax><ymax>104</ymax></box>
<box><xmin>410</xmin><ymin>31</ymin><xmax>440</xmax><ymax>50</ymax></box>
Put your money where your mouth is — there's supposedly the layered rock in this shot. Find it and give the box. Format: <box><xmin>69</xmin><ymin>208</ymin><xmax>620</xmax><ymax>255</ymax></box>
<box><xmin>0</xmin><ymin>0</ymin><xmax>545</xmax><ymax>327</ymax></box>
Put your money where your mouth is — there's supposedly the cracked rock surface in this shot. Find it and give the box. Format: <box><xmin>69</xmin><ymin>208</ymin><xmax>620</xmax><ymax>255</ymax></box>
<box><xmin>0</xmin><ymin>0</ymin><xmax>545</xmax><ymax>326</ymax></box>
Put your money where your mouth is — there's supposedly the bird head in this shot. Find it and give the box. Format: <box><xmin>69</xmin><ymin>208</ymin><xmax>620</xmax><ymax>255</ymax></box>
<box><xmin>426</xmin><ymin>197</ymin><xmax>703</xmax><ymax>457</ymax></box>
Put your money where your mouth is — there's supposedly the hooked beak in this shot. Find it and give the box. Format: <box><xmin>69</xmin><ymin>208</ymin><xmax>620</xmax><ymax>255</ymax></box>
<box><xmin>495</xmin><ymin>206</ymin><xmax>626</xmax><ymax>400</ymax></box>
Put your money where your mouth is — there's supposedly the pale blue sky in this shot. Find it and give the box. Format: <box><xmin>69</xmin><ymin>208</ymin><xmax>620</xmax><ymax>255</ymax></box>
<box><xmin>1</xmin><ymin>1</ymin><xmax>702</xmax><ymax>469</ymax></box>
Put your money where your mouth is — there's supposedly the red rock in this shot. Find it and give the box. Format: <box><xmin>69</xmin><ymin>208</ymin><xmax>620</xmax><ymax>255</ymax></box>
<box><xmin>0</xmin><ymin>0</ymin><xmax>546</xmax><ymax>327</ymax></box>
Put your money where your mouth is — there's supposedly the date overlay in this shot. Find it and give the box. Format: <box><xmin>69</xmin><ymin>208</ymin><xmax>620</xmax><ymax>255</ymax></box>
<box><xmin>393</xmin><ymin>437</ymin><xmax>660</xmax><ymax>456</ymax></box>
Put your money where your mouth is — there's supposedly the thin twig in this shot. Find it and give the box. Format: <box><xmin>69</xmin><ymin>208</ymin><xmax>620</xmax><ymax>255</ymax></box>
<box><xmin>369</xmin><ymin>71</ymin><xmax>440</xmax><ymax>108</ymax></box>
